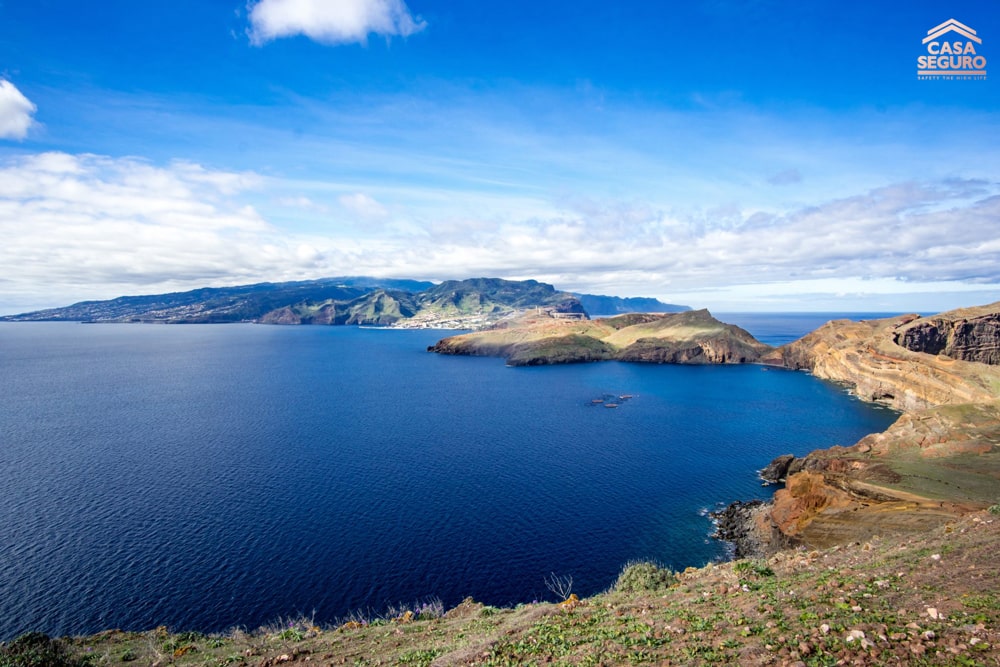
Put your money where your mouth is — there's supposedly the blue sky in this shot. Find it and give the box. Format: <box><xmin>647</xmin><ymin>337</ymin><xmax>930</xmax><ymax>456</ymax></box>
<box><xmin>1</xmin><ymin>0</ymin><xmax>999</xmax><ymax>313</ymax></box>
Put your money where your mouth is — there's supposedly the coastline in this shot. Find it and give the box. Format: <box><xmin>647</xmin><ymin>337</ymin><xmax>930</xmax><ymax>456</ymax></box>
<box><xmin>713</xmin><ymin>302</ymin><xmax>1000</xmax><ymax>558</ymax></box>
<box><xmin>3</xmin><ymin>306</ymin><xmax>997</xmax><ymax>651</ymax></box>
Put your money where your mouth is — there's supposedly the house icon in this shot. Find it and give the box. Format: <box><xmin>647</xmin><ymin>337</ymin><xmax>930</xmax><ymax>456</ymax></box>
<box><xmin>923</xmin><ymin>18</ymin><xmax>981</xmax><ymax>45</ymax></box>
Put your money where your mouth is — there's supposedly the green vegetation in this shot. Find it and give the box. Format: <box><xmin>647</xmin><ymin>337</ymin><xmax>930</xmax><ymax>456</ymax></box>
<box><xmin>0</xmin><ymin>632</ymin><xmax>87</xmax><ymax>667</ymax></box>
<box><xmin>732</xmin><ymin>559</ymin><xmax>775</xmax><ymax>580</ymax></box>
<box><xmin>506</xmin><ymin>334</ymin><xmax>615</xmax><ymax>366</ymax></box>
<box><xmin>611</xmin><ymin>561</ymin><xmax>678</xmax><ymax>594</ymax></box>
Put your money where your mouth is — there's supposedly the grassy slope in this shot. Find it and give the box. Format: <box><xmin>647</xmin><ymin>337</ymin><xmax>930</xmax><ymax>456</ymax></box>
<box><xmin>45</xmin><ymin>511</ymin><xmax>1000</xmax><ymax>666</ymax></box>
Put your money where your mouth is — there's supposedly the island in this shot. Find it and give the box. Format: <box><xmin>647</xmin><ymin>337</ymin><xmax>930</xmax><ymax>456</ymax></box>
<box><xmin>0</xmin><ymin>277</ymin><xmax>689</xmax><ymax>328</ymax></box>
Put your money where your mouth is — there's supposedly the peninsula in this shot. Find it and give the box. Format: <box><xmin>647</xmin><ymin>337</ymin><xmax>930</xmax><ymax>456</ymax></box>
<box><xmin>428</xmin><ymin>308</ymin><xmax>769</xmax><ymax>365</ymax></box>
<box><xmin>430</xmin><ymin>299</ymin><xmax>1000</xmax><ymax>558</ymax></box>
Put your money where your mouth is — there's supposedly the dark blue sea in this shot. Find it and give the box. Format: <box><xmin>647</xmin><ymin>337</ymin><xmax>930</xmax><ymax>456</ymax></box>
<box><xmin>0</xmin><ymin>317</ymin><xmax>899</xmax><ymax>640</ymax></box>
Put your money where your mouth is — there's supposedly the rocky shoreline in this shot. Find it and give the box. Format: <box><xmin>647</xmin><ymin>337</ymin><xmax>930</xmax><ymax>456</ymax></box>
<box><xmin>714</xmin><ymin>301</ymin><xmax>1000</xmax><ymax>558</ymax></box>
<box><xmin>710</xmin><ymin>500</ymin><xmax>781</xmax><ymax>559</ymax></box>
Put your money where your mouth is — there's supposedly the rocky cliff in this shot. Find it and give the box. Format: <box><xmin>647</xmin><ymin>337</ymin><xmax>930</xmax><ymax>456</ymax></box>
<box><xmin>762</xmin><ymin>307</ymin><xmax>1000</xmax><ymax>412</ymax></box>
<box><xmin>895</xmin><ymin>310</ymin><xmax>1000</xmax><ymax>364</ymax></box>
<box><xmin>743</xmin><ymin>302</ymin><xmax>1000</xmax><ymax>554</ymax></box>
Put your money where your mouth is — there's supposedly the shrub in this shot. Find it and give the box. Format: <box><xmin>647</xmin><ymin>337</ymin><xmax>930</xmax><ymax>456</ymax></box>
<box><xmin>988</xmin><ymin>504</ymin><xmax>1000</xmax><ymax>515</ymax></box>
<box><xmin>0</xmin><ymin>632</ymin><xmax>86</xmax><ymax>667</ymax></box>
<box><xmin>544</xmin><ymin>573</ymin><xmax>574</xmax><ymax>601</ymax></box>
<box><xmin>733</xmin><ymin>559</ymin><xmax>775</xmax><ymax>578</ymax></box>
<box><xmin>612</xmin><ymin>561</ymin><xmax>677</xmax><ymax>594</ymax></box>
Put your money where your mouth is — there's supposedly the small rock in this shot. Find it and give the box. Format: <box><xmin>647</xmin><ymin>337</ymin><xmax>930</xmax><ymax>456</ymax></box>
<box><xmin>798</xmin><ymin>641</ymin><xmax>812</xmax><ymax>656</ymax></box>
<box><xmin>930</xmin><ymin>554</ymin><xmax>941</xmax><ymax>561</ymax></box>
<box><xmin>820</xmin><ymin>623</ymin><xmax>831</xmax><ymax>635</ymax></box>
<box><xmin>852</xmin><ymin>605</ymin><xmax>862</xmax><ymax>612</ymax></box>
<box><xmin>971</xmin><ymin>637</ymin><xmax>982</xmax><ymax>646</ymax></box>
<box><xmin>922</xmin><ymin>631</ymin><xmax>936</xmax><ymax>641</ymax></box>
<box><xmin>926</xmin><ymin>607</ymin><xmax>939</xmax><ymax>620</ymax></box>
<box><xmin>846</xmin><ymin>629</ymin><xmax>866</xmax><ymax>643</ymax></box>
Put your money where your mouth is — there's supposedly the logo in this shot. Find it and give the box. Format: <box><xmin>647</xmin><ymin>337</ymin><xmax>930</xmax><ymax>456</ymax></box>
<box><xmin>917</xmin><ymin>19</ymin><xmax>987</xmax><ymax>79</ymax></box>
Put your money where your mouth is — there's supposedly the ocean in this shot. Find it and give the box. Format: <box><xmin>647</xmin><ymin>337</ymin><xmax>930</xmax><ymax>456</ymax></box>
<box><xmin>0</xmin><ymin>316</ymin><xmax>899</xmax><ymax>639</ymax></box>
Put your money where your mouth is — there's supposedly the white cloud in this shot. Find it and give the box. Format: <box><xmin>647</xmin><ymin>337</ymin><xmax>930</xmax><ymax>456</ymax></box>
<box><xmin>248</xmin><ymin>0</ymin><xmax>426</xmax><ymax>46</ymax></box>
<box><xmin>338</xmin><ymin>192</ymin><xmax>388</xmax><ymax>218</ymax></box>
<box><xmin>0</xmin><ymin>80</ymin><xmax>37</xmax><ymax>140</ymax></box>
<box><xmin>0</xmin><ymin>153</ymin><xmax>327</xmax><ymax>310</ymax></box>
<box><xmin>302</xmin><ymin>178</ymin><xmax>1000</xmax><ymax>310</ymax></box>
<box><xmin>2</xmin><ymin>150</ymin><xmax>998</xmax><ymax>315</ymax></box>
<box><xmin>278</xmin><ymin>195</ymin><xmax>328</xmax><ymax>212</ymax></box>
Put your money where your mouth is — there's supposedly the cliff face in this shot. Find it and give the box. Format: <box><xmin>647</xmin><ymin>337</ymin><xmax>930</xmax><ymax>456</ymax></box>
<box><xmin>748</xmin><ymin>301</ymin><xmax>1000</xmax><ymax>554</ymax></box>
<box><xmin>763</xmin><ymin>311</ymin><xmax>998</xmax><ymax>412</ymax></box>
<box><xmin>617</xmin><ymin>332</ymin><xmax>765</xmax><ymax>364</ymax></box>
<box><xmin>895</xmin><ymin>312</ymin><xmax>1000</xmax><ymax>364</ymax></box>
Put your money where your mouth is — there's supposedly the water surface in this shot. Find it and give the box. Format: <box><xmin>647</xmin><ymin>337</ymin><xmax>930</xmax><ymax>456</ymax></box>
<box><xmin>0</xmin><ymin>321</ymin><xmax>898</xmax><ymax>638</ymax></box>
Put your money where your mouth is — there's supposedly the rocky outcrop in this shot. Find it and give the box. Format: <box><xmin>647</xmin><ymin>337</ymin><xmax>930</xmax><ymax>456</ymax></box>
<box><xmin>711</xmin><ymin>500</ymin><xmax>794</xmax><ymax>559</ymax></box>
<box><xmin>760</xmin><ymin>454</ymin><xmax>795</xmax><ymax>484</ymax></box>
<box><xmin>895</xmin><ymin>312</ymin><xmax>1000</xmax><ymax>364</ymax></box>
<box><xmin>258</xmin><ymin>306</ymin><xmax>301</xmax><ymax>325</ymax></box>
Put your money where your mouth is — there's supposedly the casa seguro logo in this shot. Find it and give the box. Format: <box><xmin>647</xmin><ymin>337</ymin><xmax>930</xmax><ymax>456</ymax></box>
<box><xmin>918</xmin><ymin>19</ymin><xmax>987</xmax><ymax>79</ymax></box>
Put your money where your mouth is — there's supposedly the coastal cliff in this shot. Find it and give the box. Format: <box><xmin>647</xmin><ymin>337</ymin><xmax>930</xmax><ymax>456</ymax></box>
<box><xmin>738</xmin><ymin>302</ymin><xmax>1000</xmax><ymax>553</ymax></box>
<box><xmin>429</xmin><ymin>309</ymin><xmax>770</xmax><ymax>366</ymax></box>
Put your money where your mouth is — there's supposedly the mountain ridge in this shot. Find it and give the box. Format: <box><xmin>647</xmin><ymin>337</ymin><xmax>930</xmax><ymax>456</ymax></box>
<box><xmin>0</xmin><ymin>277</ymin><xmax>690</xmax><ymax>328</ymax></box>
